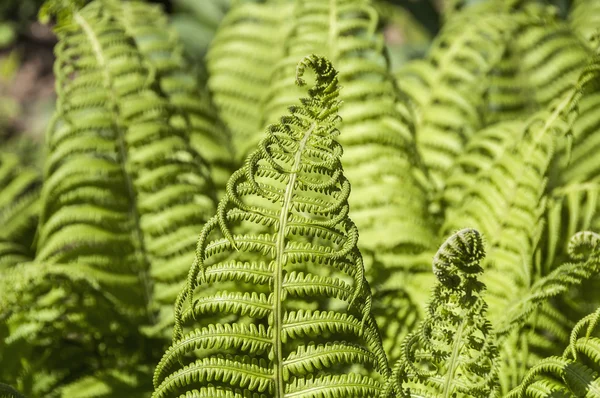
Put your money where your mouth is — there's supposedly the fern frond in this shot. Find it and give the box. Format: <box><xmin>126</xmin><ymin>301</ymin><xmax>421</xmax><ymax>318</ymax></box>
<box><xmin>396</xmin><ymin>9</ymin><xmax>515</xmax><ymax>190</ymax></box>
<box><xmin>104</xmin><ymin>0</ymin><xmax>235</xmax><ymax>196</ymax></box>
<box><xmin>0</xmin><ymin>382</ymin><xmax>25</xmax><ymax>398</ymax></box>
<box><xmin>507</xmin><ymin>305</ymin><xmax>600</xmax><ymax>398</ymax></box>
<box><xmin>260</xmin><ymin>0</ymin><xmax>437</xmax><ymax>363</ymax></box>
<box><xmin>206</xmin><ymin>0</ymin><xmax>294</xmax><ymax>156</ymax></box>
<box><xmin>37</xmin><ymin>0</ymin><xmax>217</xmax><ymax>327</ymax></box>
<box><xmin>569</xmin><ymin>0</ymin><xmax>600</xmax><ymax>51</ymax></box>
<box><xmin>386</xmin><ymin>229</ymin><xmax>499</xmax><ymax>398</ymax></box>
<box><xmin>153</xmin><ymin>55</ymin><xmax>389</xmax><ymax>398</ymax></box>
<box><xmin>0</xmin><ymin>152</ymin><xmax>40</xmax><ymax>269</ymax></box>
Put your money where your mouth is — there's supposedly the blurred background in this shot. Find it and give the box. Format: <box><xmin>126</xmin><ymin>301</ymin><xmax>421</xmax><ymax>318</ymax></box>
<box><xmin>0</xmin><ymin>0</ymin><xmax>573</xmax><ymax>167</ymax></box>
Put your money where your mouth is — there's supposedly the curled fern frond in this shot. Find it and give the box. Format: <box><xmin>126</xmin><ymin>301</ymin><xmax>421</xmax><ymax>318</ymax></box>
<box><xmin>260</xmin><ymin>0</ymin><xmax>437</xmax><ymax>363</ymax></box>
<box><xmin>153</xmin><ymin>54</ymin><xmax>389</xmax><ymax>398</ymax></box>
<box><xmin>0</xmin><ymin>153</ymin><xmax>40</xmax><ymax>269</ymax></box>
<box><xmin>0</xmin><ymin>382</ymin><xmax>24</xmax><ymax>398</ymax></box>
<box><xmin>386</xmin><ymin>228</ymin><xmax>499</xmax><ymax>398</ymax></box>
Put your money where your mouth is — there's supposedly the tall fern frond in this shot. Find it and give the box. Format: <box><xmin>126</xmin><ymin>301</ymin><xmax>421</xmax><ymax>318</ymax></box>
<box><xmin>206</xmin><ymin>0</ymin><xmax>294</xmax><ymax>156</ymax></box>
<box><xmin>152</xmin><ymin>55</ymin><xmax>390</xmax><ymax>398</ymax></box>
<box><xmin>37</xmin><ymin>0</ymin><xmax>217</xmax><ymax>327</ymax></box>
<box><xmin>260</xmin><ymin>0</ymin><xmax>436</xmax><ymax>362</ymax></box>
<box><xmin>0</xmin><ymin>153</ymin><xmax>40</xmax><ymax>269</ymax></box>
<box><xmin>103</xmin><ymin>0</ymin><xmax>235</xmax><ymax>196</ymax></box>
<box><xmin>385</xmin><ymin>228</ymin><xmax>499</xmax><ymax>398</ymax></box>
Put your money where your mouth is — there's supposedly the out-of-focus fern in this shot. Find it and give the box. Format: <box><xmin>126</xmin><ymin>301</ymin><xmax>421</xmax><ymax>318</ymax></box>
<box><xmin>37</xmin><ymin>0</ymin><xmax>216</xmax><ymax>328</ymax></box>
<box><xmin>104</xmin><ymin>0</ymin><xmax>235</xmax><ymax>196</ymax></box>
<box><xmin>569</xmin><ymin>0</ymin><xmax>600</xmax><ymax>51</ymax></box>
<box><xmin>385</xmin><ymin>228</ymin><xmax>499</xmax><ymax>398</ymax></box>
<box><xmin>206</xmin><ymin>0</ymin><xmax>294</xmax><ymax>156</ymax></box>
<box><xmin>152</xmin><ymin>54</ymin><xmax>390</xmax><ymax>398</ymax></box>
<box><xmin>0</xmin><ymin>152</ymin><xmax>40</xmax><ymax>269</ymax></box>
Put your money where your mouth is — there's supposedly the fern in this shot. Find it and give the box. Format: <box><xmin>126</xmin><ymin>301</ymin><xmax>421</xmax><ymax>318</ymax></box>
<box><xmin>385</xmin><ymin>228</ymin><xmax>499</xmax><ymax>398</ymax></box>
<box><xmin>258</xmin><ymin>0</ymin><xmax>437</xmax><ymax>363</ymax></box>
<box><xmin>0</xmin><ymin>153</ymin><xmax>40</xmax><ymax>269</ymax></box>
<box><xmin>507</xmin><ymin>302</ymin><xmax>600</xmax><ymax>397</ymax></box>
<box><xmin>103</xmin><ymin>0</ymin><xmax>235</xmax><ymax>196</ymax></box>
<box><xmin>37</xmin><ymin>0</ymin><xmax>217</xmax><ymax>328</ymax></box>
<box><xmin>206</xmin><ymin>0</ymin><xmax>294</xmax><ymax>157</ymax></box>
<box><xmin>152</xmin><ymin>54</ymin><xmax>389</xmax><ymax>398</ymax></box>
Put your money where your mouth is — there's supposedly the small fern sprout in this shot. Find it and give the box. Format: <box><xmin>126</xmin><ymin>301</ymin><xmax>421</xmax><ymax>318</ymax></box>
<box><xmin>385</xmin><ymin>228</ymin><xmax>500</xmax><ymax>398</ymax></box>
<box><xmin>152</xmin><ymin>54</ymin><xmax>389</xmax><ymax>398</ymax></box>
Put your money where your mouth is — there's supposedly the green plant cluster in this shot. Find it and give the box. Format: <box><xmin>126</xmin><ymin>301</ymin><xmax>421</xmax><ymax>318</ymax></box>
<box><xmin>1</xmin><ymin>0</ymin><xmax>600</xmax><ymax>397</ymax></box>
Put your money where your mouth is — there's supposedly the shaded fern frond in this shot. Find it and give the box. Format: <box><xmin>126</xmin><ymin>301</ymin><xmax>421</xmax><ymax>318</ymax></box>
<box><xmin>37</xmin><ymin>0</ymin><xmax>217</xmax><ymax>327</ymax></box>
<box><xmin>153</xmin><ymin>55</ymin><xmax>389</xmax><ymax>398</ymax></box>
<box><xmin>386</xmin><ymin>228</ymin><xmax>499</xmax><ymax>398</ymax></box>
<box><xmin>0</xmin><ymin>382</ymin><xmax>25</xmax><ymax>398</ymax></box>
<box><xmin>0</xmin><ymin>152</ymin><xmax>40</xmax><ymax>269</ymax></box>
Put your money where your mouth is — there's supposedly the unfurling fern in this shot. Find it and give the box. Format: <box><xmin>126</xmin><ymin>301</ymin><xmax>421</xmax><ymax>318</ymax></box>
<box><xmin>152</xmin><ymin>55</ymin><xmax>390</xmax><ymax>398</ymax></box>
<box><xmin>385</xmin><ymin>228</ymin><xmax>499</xmax><ymax>398</ymax></box>
<box><xmin>257</xmin><ymin>0</ymin><xmax>436</xmax><ymax>363</ymax></box>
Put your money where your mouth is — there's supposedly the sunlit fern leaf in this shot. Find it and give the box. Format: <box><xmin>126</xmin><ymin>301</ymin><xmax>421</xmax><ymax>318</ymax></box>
<box><xmin>104</xmin><ymin>0</ymin><xmax>235</xmax><ymax>197</ymax></box>
<box><xmin>569</xmin><ymin>0</ymin><xmax>600</xmax><ymax>51</ymax></box>
<box><xmin>259</xmin><ymin>0</ymin><xmax>436</xmax><ymax>363</ymax></box>
<box><xmin>152</xmin><ymin>55</ymin><xmax>390</xmax><ymax>398</ymax></box>
<box><xmin>395</xmin><ymin>9</ymin><xmax>514</xmax><ymax>191</ymax></box>
<box><xmin>507</xmin><ymin>303</ymin><xmax>600</xmax><ymax>398</ymax></box>
<box><xmin>0</xmin><ymin>262</ymin><xmax>148</xmax><ymax>397</ymax></box>
<box><xmin>0</xmin><ymin>152</ymin><xmax>40</xmax><ymax>269</ymax></box>
<box><xmin>0</xmin><ymin>382</ymin><xmax>24</xmax><ymax>398</ymax></box>
<box><xmin>206</xmin><ymin>0</ymin><xmax>294</xmax><ymax>157</ymax></box>
<box><xmin>37</xmin><ymin>0</ymin><xmax>216</xmax><ymax>329</ymax></box>
<box><xmin>384</xmin><ymin>228</ymin><xmax>500</xmax><ymax>398</ymax></box>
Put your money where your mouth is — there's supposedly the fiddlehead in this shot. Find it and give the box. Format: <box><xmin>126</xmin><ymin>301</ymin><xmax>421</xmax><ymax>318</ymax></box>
<box><xmin>386</xmin><ymin>228</ymin><xmax>499</xmax><ymax>398</ymax></box>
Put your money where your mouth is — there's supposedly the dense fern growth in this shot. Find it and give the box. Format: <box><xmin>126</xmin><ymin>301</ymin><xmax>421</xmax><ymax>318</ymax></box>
<box><xmin>153</xmin><ymin>55</ymin><xmax>389</xmax><ymax>398</ymax></box>
<box><xmin>36</xmin><ymin>0</ymin><xmax>217</xmax><ymax>327</ymax></box>
<box><xmin>385</xmin><ymin>229</ymin><xmax>499</xmax><ymax>397</ymax></box>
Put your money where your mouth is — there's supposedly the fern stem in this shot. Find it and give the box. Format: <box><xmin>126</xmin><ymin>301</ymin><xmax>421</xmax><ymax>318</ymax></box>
<box><xmin>273</xmin><ymin>121</ymin><xmax>316</xmax><ymax>397</ymax></box>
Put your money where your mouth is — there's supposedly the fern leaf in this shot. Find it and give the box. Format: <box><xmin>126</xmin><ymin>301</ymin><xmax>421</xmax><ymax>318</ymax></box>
<box><xmin>206</xmin><ymin>0</ymin><xmax>294</xmax><ymax>156</ymax></box>
<box><xmin>386</xmin><ymin>228</ymin><xmax>499</xmax><ymax>398</ymax></box>
<box><xmin>37</xmin><ymin>0</ymin><xmax>217</xmax><ymax>327</ymax></box>
<box><xmin>153</xmin><ymin>55</ymin><xmax>389</xmax><ymax>398</ymax></box>
<box><xmin>104</xmin><ymin>0</ymin><xmax>235</xmax><ymax>196</ymax></box>
<box><xmin>0</xmin><ymin>153</ymin><xmax>40</xmax><ymax>269</ymax></box>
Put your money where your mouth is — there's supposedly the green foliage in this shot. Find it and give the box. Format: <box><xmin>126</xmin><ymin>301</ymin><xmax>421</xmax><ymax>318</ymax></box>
<box><xmin>3</xmin><ymin>0</ymin><xmax>600</xmax><ymax>397</ymax></box>
<box><xmin>153</xmin><ymin>54</ymin><xmax>389</xmax><ymax>398</ymax></box>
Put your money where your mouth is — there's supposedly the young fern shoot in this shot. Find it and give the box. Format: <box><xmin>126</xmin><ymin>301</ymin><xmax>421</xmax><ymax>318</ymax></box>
<box><xmin>386</xmin><ymin>228</ymin><xmax>500</xmax><ymax>398</ymax></box>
